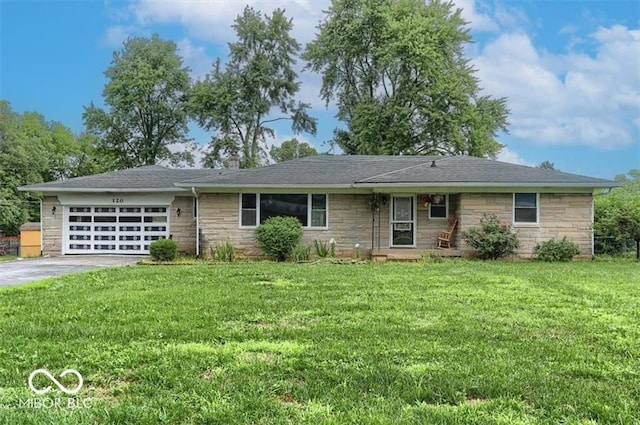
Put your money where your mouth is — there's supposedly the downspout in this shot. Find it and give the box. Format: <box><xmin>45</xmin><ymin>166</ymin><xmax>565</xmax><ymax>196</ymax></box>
<box><xmin>591</xmin><ymin>194</ymin><xmax>595</xmax><ymax>260</ymax></box>
<box><xmin>192</xmin><ymin>187</ymin><xmax>200</xmax><ymax>258</ymax></box>
<box><xmin>39</xmin><ymin>198</ymin><xmax>43</xmax><ymax>257</ymax></box>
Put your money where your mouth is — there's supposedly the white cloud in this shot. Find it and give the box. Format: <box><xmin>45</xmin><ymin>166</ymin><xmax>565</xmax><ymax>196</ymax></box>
<box><xmin>473</xmin><ymin>25</ymin><xmax>640</xmax><ymax>150</ymax></box>
<box><xmin>497</xmin><ymin>147</ymin><xmax>531</xmax><ymax>166</ymax></box>
<box><xmin>134</xmin><ymin>0</ymin><xmax>326</xmax><ymax>45</ymax></box>
<box><xmin>451</xmin><ymin>0</ymin><xmax>498</xmax><ymax>32</ymax></box>
<box><xmin>103</xmin><ymin>25</ymin><xmax>133</xmax><ymax>47</ymax></box>
<box><xmin>176</xmin><ymin>38</ymin><xmax>214</xmax><ymax>81</ymax></box>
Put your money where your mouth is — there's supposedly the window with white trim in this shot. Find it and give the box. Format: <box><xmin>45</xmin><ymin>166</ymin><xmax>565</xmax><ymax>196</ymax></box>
<box><xmin>240</xmin><ymin>194</ymin><xmax>328</xmax><ymax>227</ymax></box>
<box><xmin>514</xmin><ymin>193</ymin><xmax>538</xmax><ymax>224</ymax></box>
<box><xmin>429</xmin><ymin>194</ymin><xmax>447</xmax><ymax>219</ymax></box>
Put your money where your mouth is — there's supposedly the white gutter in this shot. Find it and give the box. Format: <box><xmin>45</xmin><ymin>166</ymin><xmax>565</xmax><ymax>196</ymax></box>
<box><xmin>192</xmin><ymin>187</ymin><xmax>200</xmax><ymax>257</ymax></box>
<box><xmin>39</xmin><ymin>199</ymin><xmax>43</xmax><ymax>257</ymax></box>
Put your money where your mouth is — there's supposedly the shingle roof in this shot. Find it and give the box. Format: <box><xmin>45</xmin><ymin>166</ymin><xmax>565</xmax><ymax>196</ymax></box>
<box><xmin>19</xmin><ymin>165</ymin><xmax>228</xmax><ymax>192</ymax></box>
<box><xmin>177</xmin><ymin>155</ymin><xmax>617</xmax><ymax>188</ymax></box>
<box><xmin>20</xmin><ymin>155</ymin><xmax>619</xmax><ymax>193</ymax></box>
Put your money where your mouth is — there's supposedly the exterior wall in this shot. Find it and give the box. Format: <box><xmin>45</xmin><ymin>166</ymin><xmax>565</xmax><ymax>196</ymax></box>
<box><xmin>42</xmin><ymin>196</ymin><xmax>63</xmax><ymax>256</ymax></box>
<box><xmin>169</xmin><ymin>196</ymin><xmax>197</xmax><ymax>254</ymax></box>
<box><xmin>458</xmin><ymin>193</ymin><xmax>593</xmax><ymax>258</ymax></box>
<box><xmin>41</xmin><ymin>194</ymin><xmax>196</xmax><ymax>256</ymax></box>
<box><xmin>199</xmin><ymin>193</ymin><xmax>260</xmax><ymax>257</ymax></box>
<box><xmin>199</xmin><ymin>193</ymin><xmax>375</xmax><ymax>257</ymax></box>
<box><xmin>198</xmin><ymin>192</ymin><xmax>462</xmax><ymax>257</ymax></box>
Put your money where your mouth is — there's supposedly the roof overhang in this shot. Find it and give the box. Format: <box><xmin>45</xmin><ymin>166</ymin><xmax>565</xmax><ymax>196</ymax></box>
<box><xmin>18</xmin><ymin>187</ymin><xmax>190</xmax><ymax>194</ymax></box>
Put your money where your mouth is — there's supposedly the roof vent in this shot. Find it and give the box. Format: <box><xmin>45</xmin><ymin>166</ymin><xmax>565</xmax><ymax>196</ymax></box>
<box><xmin>430</xmin><ymin>160</ymin><xmax>437</xmax><ymax>168</ymax></box>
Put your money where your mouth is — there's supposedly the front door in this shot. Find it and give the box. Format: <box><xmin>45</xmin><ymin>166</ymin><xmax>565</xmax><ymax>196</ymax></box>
<box><xmin>390</xmin><ymin>196</ymin><xmax>415</xmax><ymax>247</ymax></box>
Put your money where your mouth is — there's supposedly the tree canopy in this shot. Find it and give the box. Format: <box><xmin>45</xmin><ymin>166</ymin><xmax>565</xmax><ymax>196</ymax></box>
<box><xmin>0</xmin><ymin>101</ymin><xmax>101</xmax><ymax>235</ymax></box>
<box><xmin>84</xmin><ymin>35</ymin><xmax>194</xmax><ymax>169</ymax></box>
<box><xmin>270</xmin><ymin>138</ymin><xmax>318</xmax><ymax>163</ymax></box>
<box><xmin>304</xmin><ymin>0</ymin><xmax>508</xmax><ymax>157</ymax></box>
<box><xmin>189</xmin><ymin>6</ymin><xmax>317</xmax><ymax>169</ymax></box>
<box><xmin>594</xmin><ymin>170</ymin><xmax>640</xmax><ymax>258</ymax></box>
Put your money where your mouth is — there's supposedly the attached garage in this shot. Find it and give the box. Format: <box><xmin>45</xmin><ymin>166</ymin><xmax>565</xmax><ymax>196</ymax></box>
<box><xmin>19</xmin><ymin>165</ymin><xmax>212</xmax><ymax>256</ymax></box>
<box><xmin>65</xmin><ymin>206</ymin><xmax>169</xmax><ymax>254</ymax></box>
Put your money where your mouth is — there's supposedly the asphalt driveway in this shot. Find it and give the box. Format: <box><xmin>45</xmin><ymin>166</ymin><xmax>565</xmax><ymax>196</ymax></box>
<box><xmin>0</xmin><ymin>256</ymin><xmax>143</xmax><ymax>287</ymax></box>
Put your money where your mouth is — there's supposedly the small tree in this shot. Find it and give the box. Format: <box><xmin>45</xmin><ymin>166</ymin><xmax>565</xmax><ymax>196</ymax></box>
<box><xmin>256</xmin><ymin>216</ymin><xmax>303</xmax><ymax>261</ymax></box>
<box><xmin>462</xmin><ymin>214</ymin><xmax>519</xmax><ymax>260</ymax></box>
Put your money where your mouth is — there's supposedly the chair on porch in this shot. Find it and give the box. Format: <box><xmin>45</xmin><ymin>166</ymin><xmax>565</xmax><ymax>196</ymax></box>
<box><xmin>436</xmin><ymin>219</ymin><xmax>457</xmax><ymax>249</ymax></box>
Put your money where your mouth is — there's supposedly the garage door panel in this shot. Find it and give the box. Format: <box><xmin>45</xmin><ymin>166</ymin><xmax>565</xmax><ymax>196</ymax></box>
<box><xmin>65</xmin><ymin>206</ymin><xmax>168</xmax><ymax>254</ymax></box>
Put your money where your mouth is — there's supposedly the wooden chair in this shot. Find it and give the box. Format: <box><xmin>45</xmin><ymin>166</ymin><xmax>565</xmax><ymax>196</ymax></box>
<box><xmin>436</xmin><ymin>219</ymin><xmax>457</xmax><ymax>249</ymax></box>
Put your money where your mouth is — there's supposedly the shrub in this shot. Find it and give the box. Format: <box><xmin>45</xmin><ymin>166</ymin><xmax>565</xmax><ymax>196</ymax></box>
<box><xmin>461</xmin><ymin>214</ymin><xmax>520</xmax><ymax>260</ymax></box>
<box><xmin>256</xmin><ymin>216</ymin><xmax>303</xmax><ymax>261</ymax></box>
<box><xmin>149</xmin><ymin>238</ymin><xmax>178</xmax><ymax>262</ymax></box>
<box><xmin>534</xmin><ymin>237</ymin><xmax>580</xmax><ymax>262</ymax></box>
<box><xmin>212</xmin><ymin>241</ymin><xmax>235</xmax><ymax>262</ymax></box>
<box><xmin>291</xmin><ymin>244</ymin><xmax>312</xmax><ymax>262</ymax></box>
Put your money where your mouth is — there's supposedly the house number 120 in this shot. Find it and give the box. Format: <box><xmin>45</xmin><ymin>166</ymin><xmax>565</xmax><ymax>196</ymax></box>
<box><xmin>112</xmin><ymin>198</ymin><xmax>124</xmax><ymax>204</ymax></box>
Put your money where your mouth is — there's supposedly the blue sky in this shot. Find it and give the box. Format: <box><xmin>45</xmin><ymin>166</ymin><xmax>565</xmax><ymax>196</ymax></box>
<box><xmin>1</xmin><ymin>0</ymin><xmax>638</xmax><ymax>179</ymax></box>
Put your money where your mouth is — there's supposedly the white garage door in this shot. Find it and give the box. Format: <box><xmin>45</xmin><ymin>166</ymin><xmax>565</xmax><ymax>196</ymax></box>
<box><xmin>65</xmin><ymin>206</ymin><xmax>169</xmax><ymax>254</ymax></box>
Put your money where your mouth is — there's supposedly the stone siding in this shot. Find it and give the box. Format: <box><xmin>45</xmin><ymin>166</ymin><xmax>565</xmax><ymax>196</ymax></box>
<box><xmin>170</xmin><ymin>196</ymin><xmax>197</xmax><ymax>254</ymax></box>
<box><xmin>458</xmin><ymin>193</ymin><xmax>593</xmax><ymax>258</ymax></box>
<box><xmin>198</xmin><ymin>193</ymin><xmax>464</xmax><ymax>257</ymax></box>
<box><xmin>42</xmin><ymin>196</ymin><xmax>63</xmax><ymax>256</ymax></box>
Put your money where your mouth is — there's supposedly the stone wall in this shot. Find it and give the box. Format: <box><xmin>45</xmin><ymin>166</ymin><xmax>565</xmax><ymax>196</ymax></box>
<box><xmin>458</xmin><ymin>193</ymin><xmax>593</xmax><ymax>258</ymax></box>
<box><xmin>198</xmin><ymin>193</ymin><xmax>463</xmax><ymax>257</ymax></box>
<box><xmin>42</xmin><ymin>196</ymin><xmax>62</xmax><ymax>256</ymax></box>
<box><xmin>169</xmin><ymin>196</ymin><xmax>197</xmax><ymax>254</ymax></box>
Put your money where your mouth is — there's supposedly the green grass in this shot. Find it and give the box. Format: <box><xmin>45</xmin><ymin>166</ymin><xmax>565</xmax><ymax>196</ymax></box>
<box><xmin>0</xmin><ymin>261</ymin><xmax>638</xmax><ymax>424</ymax></box>
<box><xmin>0</xmin><ymin>255</ymin><xmax>18</xmax><ymax>263</ymax></box>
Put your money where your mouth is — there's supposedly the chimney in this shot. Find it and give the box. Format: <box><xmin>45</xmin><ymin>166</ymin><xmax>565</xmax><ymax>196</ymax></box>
<box><xmin>228</xmin><ymin>152</ymin><xmax>240</xmax><ymax>170</ymax></box>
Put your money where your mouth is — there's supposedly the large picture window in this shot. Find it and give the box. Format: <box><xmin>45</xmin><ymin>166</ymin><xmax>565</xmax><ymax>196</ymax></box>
<box><xmin>514</xmin><ymin>193</ymin><xmax>538</xmax><ymax>224</ymax></box>
<box><xmin>240</xmin><ymin>194</ymin><xmax>328</xmax><ymax>228</ymax></box>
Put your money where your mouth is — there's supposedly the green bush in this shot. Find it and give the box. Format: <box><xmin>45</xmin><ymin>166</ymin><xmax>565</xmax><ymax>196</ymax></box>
<box><xmin>256</xmin><ymin>216</ymin><xmax>303</xmax><ymax>261</ymax></box>
<box><xmin>534</xmin><ymin>237</ymin><xmax>580</xmax><ymax>262</ymax></box>
<box><xmin>461</xmin><ymin>214</ymin><xmax>520</xmax><ymax>260</ymax></box>
<box><xmin>212</xmin><ymin>240</ymin><xmax>235</xmax><ymax>262</ymax></box>
<box><xmin>149</xmin><ymin>238</ymin><xmax>178</xmax><ymax>262</ymax></box>
<box><xmin>291</xmin><ymin>244</ymin><xmax>312</xmax><ymax>262</ymax></box>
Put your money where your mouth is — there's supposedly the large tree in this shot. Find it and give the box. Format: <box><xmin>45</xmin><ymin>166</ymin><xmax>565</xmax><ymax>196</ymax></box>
<box><xmin>270</xmin><ymin>138</ymin><xmax>318</xmax><ymax>163</ymax></box>
<box><xmin>84</xmin><ymin>35</ymin><xmax>194</xmax><ymax>169</ymax></box>
<box><xmin>0</xmin><ymin>101</ymin><xmax>99</xmax><ymax>234</ymax></box>
<box><xmin>304</xmin><ymin>0</ymin><xmax>508</xmax><ymax>157</ymax></box>
<box><xmin>190</xmin><ymin>6</ymin><xmax>317</xmax><ymax>169</ymax></box>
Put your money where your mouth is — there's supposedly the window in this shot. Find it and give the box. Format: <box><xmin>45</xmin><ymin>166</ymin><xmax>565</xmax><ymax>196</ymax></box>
<box><xmin>193</xmin><ymin>197</ymin><xmax>198</xmax><ymax>218</ymax></box>
<box><xmin>514</xmin><ymin>193</ymin><xmax>538</xmax><ymax>224</ymax></box>
<box><xmin>241</xmin><ymin>194</ymin><xmax>257</xmax><ymax>226</ymax></box>
<box><xmin>429</xmin><ymin>194</ymin><xmax>447</xmax><ymax>219</ymax></box>
<box><xmin>240</xmin><ymin>194</ymin><xmax>328</xmax><ymax>227</ymax></box>
<box><xmin>311</xmin><ymin>194</ymin><xmax>327</xmax><ymax>227</ymax></box>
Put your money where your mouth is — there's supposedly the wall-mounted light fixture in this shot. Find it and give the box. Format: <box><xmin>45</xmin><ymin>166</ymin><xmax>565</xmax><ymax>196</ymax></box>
<box><xmin>51</xmin><ymin>206</ymin><xmax>57</xmax><ymax>216</ymax></box>
<box><xmin>176</xmin><ymin>208</ymin><xmax>181</xmax><ymax>217</ymax></box>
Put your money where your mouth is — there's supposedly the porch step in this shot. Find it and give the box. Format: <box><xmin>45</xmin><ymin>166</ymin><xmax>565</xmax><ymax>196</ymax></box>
<box><xmin>371</xmin><ymin>248</ymin><xmax>464</xmax><ymax>262</ymax></box>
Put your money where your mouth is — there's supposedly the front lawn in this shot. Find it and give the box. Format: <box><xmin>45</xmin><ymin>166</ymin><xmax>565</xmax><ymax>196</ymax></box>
<box><xmin>0</xmin><ymin>262</ymin><xmax>638</xmax><ymax>424</ymax></box>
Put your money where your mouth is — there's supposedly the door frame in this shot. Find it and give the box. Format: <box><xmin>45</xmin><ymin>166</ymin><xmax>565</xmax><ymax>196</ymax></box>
<box><xmin>389</xmin><ymin>194</ymin><xmax>417</xmax><ymax>248</ymax></box>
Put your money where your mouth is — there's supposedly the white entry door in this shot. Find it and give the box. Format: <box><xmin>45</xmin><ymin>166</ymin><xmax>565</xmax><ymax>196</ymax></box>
<box><xmin>65</xmin><ymin>206</ymin><xmax>169</xmax><ymax>254</ymax></box>
<box><xmin>390</xmin><ymin>196</ymin><xmax>415</xmax><ymax>247</ymax></box>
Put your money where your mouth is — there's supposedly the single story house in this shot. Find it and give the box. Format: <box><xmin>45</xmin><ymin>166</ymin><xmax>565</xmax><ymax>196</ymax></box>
<box><xmin>19</xmin><ymin>155</ymin><xmax>618</xmax><ymax>259</ymax></box>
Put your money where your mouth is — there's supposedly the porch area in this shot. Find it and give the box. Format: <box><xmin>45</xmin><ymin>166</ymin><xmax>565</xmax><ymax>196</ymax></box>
<box><xmin>370</xmin><ymin>247</ymin><xmax>464</xmax><ymax>262</ymax></box>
